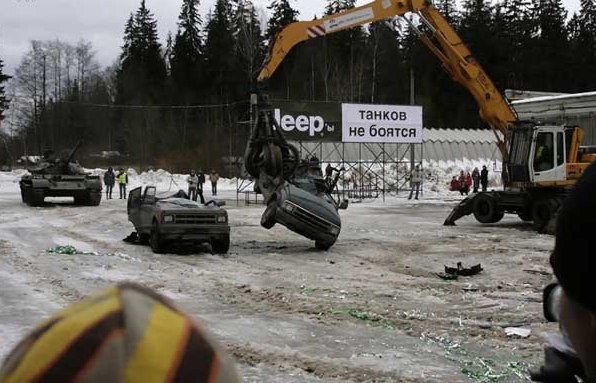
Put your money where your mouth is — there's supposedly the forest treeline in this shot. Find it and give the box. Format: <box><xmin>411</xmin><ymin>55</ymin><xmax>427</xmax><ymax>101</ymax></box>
<box><xmin>1</xmin><ymin>0</ymin><xmax>595</xmax><ymax>171</ymax></box>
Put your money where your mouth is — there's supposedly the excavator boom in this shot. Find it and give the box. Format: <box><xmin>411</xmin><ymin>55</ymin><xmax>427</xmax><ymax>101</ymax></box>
<box><xmin>258</xmin><ymin>0</ymin><xmax>517</xmax><ymax>158</ymax></box>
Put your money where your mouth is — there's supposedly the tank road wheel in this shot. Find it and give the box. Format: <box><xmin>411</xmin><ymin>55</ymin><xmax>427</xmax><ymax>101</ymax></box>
<box><xmin>260</xmin><ymin>201</ymin><xmax>277</xmax><ymax>229</ymax></box>
<box><xmin>150</xmin><ymin>222</ymin><xmax>164</xmax><ymax>254</ymax></box>
<box><xmin>532</xmin><ymin>199</ymin><xmax>559</xmax><ymax>233</ymax></box>
<box><xmin>88</xmin><ymin>192</ymin><xmax>102</xmax><ymax>206</ymax></box>
<box><xmin>517</xmin><ymin>211</ymin><xmax>533</xmax><ymax>222</ymax></box>
<box><xmin>30</xmin><ymin>189</ymin><xmax>45</xmax><ymax>207</ymax></box>
<box><xmin>472</xmin><ymin>194</ymin><xmax>503</xmax><ymax>223</ymax></box>
<box><xmin>211</xmin><ymin>235</ymin><xmax>230</xmax><ymax>255</ymax></box>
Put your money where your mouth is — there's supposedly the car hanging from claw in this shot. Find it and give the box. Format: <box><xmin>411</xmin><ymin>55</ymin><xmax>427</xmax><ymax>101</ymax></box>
<box><xmin>244</xmin><ymin>93</ymin><xmax>348</xmax><ymax>250</ymax></box>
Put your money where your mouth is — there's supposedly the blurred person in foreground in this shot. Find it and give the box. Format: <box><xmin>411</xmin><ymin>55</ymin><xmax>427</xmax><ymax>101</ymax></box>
<box><xmin>0</xmin><ymin>283</ymin><xmax>241</xmax><ymax>383</ymax></box>
<box><xmin>532</xmin><ymin>162</ymin><xmax>596</xmax><ymax>383</ymax></box>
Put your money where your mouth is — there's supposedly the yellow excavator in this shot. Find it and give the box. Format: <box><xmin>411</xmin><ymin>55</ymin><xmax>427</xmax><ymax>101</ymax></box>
<box><xmin>248</xmin><ymin>0</ymin><xmax>596</xmax><ymax>232</ymax></box>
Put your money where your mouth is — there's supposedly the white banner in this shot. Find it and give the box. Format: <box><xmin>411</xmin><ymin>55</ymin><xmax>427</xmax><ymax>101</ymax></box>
<box><xmin>324</xmin><ymin>7</ymin><xmax>375</xmax><ymax>33</ymax></box>
<box><xmin>341</xmin><ymin>103</ymin><xmax>423</xmax><ymax>143</ymax></box>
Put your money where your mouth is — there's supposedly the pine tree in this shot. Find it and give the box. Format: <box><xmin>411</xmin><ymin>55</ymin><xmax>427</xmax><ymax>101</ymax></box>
<box><xmin>170</xmin><ymin>0</ymin><xmax>204</xmax><ymax>103</ymax></box>
<box><xmin>117</xmin><ymin>0</ymin><xmax>167</xmax><ymax>104</ymax></box>
<box><xmin>265</xmin><ymin>0</ymin><xmax>299</xmax><ymax>41</ymax></box>
<box><xmin>435</xmin><ymin>0</ymin><xmax>459</xmax><ymax>24</ymax></box>
<box><xmin>576</xmin><ymin>0</ymin><xmax>596</xmax><ymax>89</ymax></box>
<box><xmin>232</xmin><ymin>0</ymin><xmax>265</xmax><ymax>89</ymax></box>
<box><xmin>0</xmin><ymin>58</ymin><xmax>10</xmax><ymax>121</ymax></box>
<box><xmin>203</xmin><ymin>0</ymin><xmax>238</xmax><ymax>100</ymax></box>
<box><xmin>528</xmin><ymin>0</ymin><xmax>569</xmax><ymax>90</ymax></box>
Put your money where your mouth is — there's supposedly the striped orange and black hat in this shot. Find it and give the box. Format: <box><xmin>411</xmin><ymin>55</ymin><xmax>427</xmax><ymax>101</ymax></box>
<box><xmin>0</xmin><ymin>283</ymin><xmax>242</xmax><ymax>383</ymax></box>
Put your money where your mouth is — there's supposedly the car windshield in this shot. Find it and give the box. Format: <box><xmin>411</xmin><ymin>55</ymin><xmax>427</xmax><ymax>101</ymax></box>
<box><xmin>157</xmin><ymin>198</ymin><xmax>203</xmax><ymax>208</ymax></box>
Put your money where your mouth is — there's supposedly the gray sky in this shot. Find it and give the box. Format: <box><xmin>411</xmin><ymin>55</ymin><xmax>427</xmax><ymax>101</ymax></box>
<box><xmin>0</xmin><ymin>0</ymin><xmax>582</xmax><ymax>76</ymax></box>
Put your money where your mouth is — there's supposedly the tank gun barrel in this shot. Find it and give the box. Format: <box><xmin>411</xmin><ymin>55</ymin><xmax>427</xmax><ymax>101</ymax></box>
<box><xmin>65</xmin><ymin>141</ymin><xmax>83</xmax><ymax>164</ymax></box>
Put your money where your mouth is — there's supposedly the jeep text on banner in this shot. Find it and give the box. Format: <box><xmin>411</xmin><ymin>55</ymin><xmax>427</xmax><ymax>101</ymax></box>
<box><xmin>341</xmin><ymin>103</ymin><xmax>423</xmax><ymax>143</ymax></box>
<box><xmin>272</xmin><ymin>100</ymin><xmax>342</xmax><ymax>142</ymax></box>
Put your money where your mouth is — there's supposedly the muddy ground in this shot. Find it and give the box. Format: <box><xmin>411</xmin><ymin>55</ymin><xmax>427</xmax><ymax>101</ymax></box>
<box><xmin>0</xmin><ymin>187</ymin><xmax>556</xmax><ymax>382</ymax></box>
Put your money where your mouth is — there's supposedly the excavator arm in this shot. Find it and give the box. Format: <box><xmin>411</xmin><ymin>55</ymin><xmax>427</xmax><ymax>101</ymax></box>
<box><xmin>257</xmin><ymin>0</ymin><xmax>518</xmax><ymax>158</ymax></box>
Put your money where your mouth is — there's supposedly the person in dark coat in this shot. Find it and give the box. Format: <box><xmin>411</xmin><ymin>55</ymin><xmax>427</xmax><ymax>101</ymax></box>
<box><xmin>103</xmin><ymin>167</ymin><xmax>115</xmax><ymax>199</ymax></box>
<box><xmin>480</xmin><ymin>165</ymin><xmax>489</xmax><ymax>192</ymax></box>
<box><xmin>197</xmin><ymin>169</ymin><xmax>206</xmax><ymax>194</ymax></box>
<box><xmin>472</xmin><ymin>167</ymin><xmax>480</xmax><ymax>193</ymax></box>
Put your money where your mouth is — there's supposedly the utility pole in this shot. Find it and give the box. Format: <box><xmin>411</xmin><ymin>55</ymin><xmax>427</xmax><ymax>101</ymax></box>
<box><xmin>409</xmin><ymin>66</ymin><xmax>415</xmax><ymax>181</ymax></box>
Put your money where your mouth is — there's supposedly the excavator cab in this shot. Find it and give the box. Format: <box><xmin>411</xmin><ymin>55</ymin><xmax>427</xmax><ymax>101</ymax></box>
<box><xmin>529</xmin><ymin>127</ymin><xmax>567</xmax><ymax>183</ymax></box>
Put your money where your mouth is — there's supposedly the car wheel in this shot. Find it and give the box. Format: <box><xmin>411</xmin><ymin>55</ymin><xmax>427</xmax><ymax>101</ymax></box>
<box><xmin>315</xmin><ymin>240</ymin><xmax>334</xmax><ymax>251</ymax></box>
<box><xmin>30</xmin><ymin>189</ymin><xmax>45</xmax><ymax>207</ymax></box>
<box><xmin>139</xmin><ymin>233</ymin><xmax>150</xmax><ymax>245</ymax></box>
<box><xmin>211</xmin><ymin>235</ymin><xmax>230</xmax><ymax>254</ymax></box>
<box><xmin>150</xmin><ymin>222</ymin><xmax>164</xmax><ymax>253</ymax></box>
<box><xmin>260</xmin><ymin>201</ymin><xmax>277</xmax><ymax>229</ymax></box>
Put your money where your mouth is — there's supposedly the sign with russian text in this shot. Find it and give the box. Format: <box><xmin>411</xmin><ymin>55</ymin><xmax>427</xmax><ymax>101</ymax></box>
<box><xmin>341</xmin><ymin>103</ymin><xmax>423</xmax><ymax>143</ymax></box>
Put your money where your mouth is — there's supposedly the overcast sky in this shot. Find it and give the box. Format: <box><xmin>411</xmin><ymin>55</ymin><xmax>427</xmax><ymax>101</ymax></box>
<box><xmin>1</xmin><ymin>0</ymin><xmax>582</xmax><ymax>76</ymax></box>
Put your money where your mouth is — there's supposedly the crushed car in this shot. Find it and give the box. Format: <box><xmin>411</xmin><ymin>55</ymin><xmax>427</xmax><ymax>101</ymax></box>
<box><xmin>126</xmin><ymin>186</ymin><xmax>230</xmax><ymax>254</ymax></box>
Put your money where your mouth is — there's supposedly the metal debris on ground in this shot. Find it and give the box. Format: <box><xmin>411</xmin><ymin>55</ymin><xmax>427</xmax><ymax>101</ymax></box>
<box><xmin>504</xmin><ymin>327</ymin><xmax>531</xmax><ymax>338</ymax></box>
<box><xmin>438</xmin><ymin>262</ymin><xmax>483</xmax><ymax>280</ymax></box>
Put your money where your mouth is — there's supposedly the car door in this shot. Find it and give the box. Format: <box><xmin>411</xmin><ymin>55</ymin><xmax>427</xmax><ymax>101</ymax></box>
<box><xmin>140</xmin><ymin>187</ymin><xmax>157</xmax><ymax>230</ymax></box>
<box><xmin>128</xmin><ymin>187</ymin><xmax>142</xmax><ymax>227</ymax></box>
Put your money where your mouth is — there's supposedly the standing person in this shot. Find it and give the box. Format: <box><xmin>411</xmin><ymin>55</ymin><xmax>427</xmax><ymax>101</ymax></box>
<box><xmin>117</xmin><ymin>168</ymin><xmax>128</xmax><ymax>199</ymax></box>
<box><xmin>210</xmin><ymin>170</ymin><xmax>220</xmax><ymax>196</ymax></box>
<box><xmin>458</xmin><ymin>170</ymin><xmax>469</xmax><ymax>195</ymax></box>
<box><xmin>325</xmin><ymin>164</ymin><xmax>333</xmax><ymax>180</ymax></box>
<box><xmin>187</xmin><ymin>170</ymin><xmax>199</xmax><ymax>201</ymax></box>
<box><xmin>480</xmin><ymin>165</ymin><xmax>489</xmax><ymax>192</ymax></box>
<box><xmin>197</xmin><ymin>169</ymin><xmax>205</xmax><ymax>195</ymax></box>
<box><xmin>408</xmin><ymin>165</ymin><xmax>423</xmax><ymax>200</ymax></box>
<box><xmin>472</xmin><ymin>167</ymin><xmax>480</xmax><ymax>193</ymax></box>
<box><xmin>103</xmin><ymin>167</ymin><xmax>115</xmax><ymax>199</ymax></box>
<box><xmin>465</xmin><ymin>171</ymin><xmax>473</xmax><ymax>191</ymax></box>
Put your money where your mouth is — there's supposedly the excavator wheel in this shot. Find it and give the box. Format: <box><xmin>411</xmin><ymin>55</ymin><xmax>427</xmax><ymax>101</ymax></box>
<box><xmin>264</xmin><ymin>143</ymin><xmax>282</xmax><ymax>177</ymax></box>
<box><xmin>472</xmin><ymin>194</ymin><xmax>503</xmax><ymax>223</ymax></box>
<box><xmin>532</xmin><ymin>198</ymin><xmax>559</xmax><ymax>232</ymax></box>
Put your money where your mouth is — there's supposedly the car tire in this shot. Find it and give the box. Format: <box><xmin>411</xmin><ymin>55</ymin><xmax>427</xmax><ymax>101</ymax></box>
<box><xmin>212</xmin><ymin>235</ymin><xmax>230</xmax><ymax>254</ymax></box>
<box><xmin>30</xmin><ymin>189</ymin><xmax>45</xmax><ymax>207</ymax></box>
<box><xmin>20</xmin><ymin>187</ymin><xmax>30</xmax><ymax>204</ymax></box>
<box><xmin>139</xmin><ymin>233</ymin><xmax>150</xmax><ymax>245</ymax></box>
<box><xmin>150</xmin><ymin>222</ymin><xmax>164</xmax><ymax>254</ymax></box>
<box><xmin>261</xmin><ymin>201</ymin><xmax>277</xmax><ymax>229</ymax></box>
<box><xmin>315</xmin><ymin>240</ymin><xmax>334</xmax><ymax>251</ymax></box>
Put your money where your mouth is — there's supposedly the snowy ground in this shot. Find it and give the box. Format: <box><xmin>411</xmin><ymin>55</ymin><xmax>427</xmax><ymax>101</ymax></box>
<box><xmin>0</xmin><ymin>168</ymin><xmax>557</xmax><ymax>382</ymax></box>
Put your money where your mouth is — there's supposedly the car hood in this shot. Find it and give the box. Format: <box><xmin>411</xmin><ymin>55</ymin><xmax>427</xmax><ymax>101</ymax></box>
<box><xmin>156</xmin><ymin>198</ymin><xmax>223</xmax><ymax>213</ymax></box>
<box><xmin>282</xmin><ymin>183</ymin><xmax>340</xmax><ymax>226</ymax></box>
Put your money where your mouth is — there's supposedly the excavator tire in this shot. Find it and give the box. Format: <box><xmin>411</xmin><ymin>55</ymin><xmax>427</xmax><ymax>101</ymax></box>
<box><xmin>473</xmin><ymin>194</ymin><xmax>502</xmax><ymax>223</ymax></box>
<box><xmin>532</xmin><ymin>198</ymin><xmax>559</xmax><ymax>232</ymax></box>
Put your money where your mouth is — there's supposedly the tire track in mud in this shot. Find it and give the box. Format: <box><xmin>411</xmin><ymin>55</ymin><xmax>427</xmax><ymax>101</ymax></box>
<box><xmin>226</xmin><ymin>342</ymin><xmax>430</xmax><ymax>383</ymax></box>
